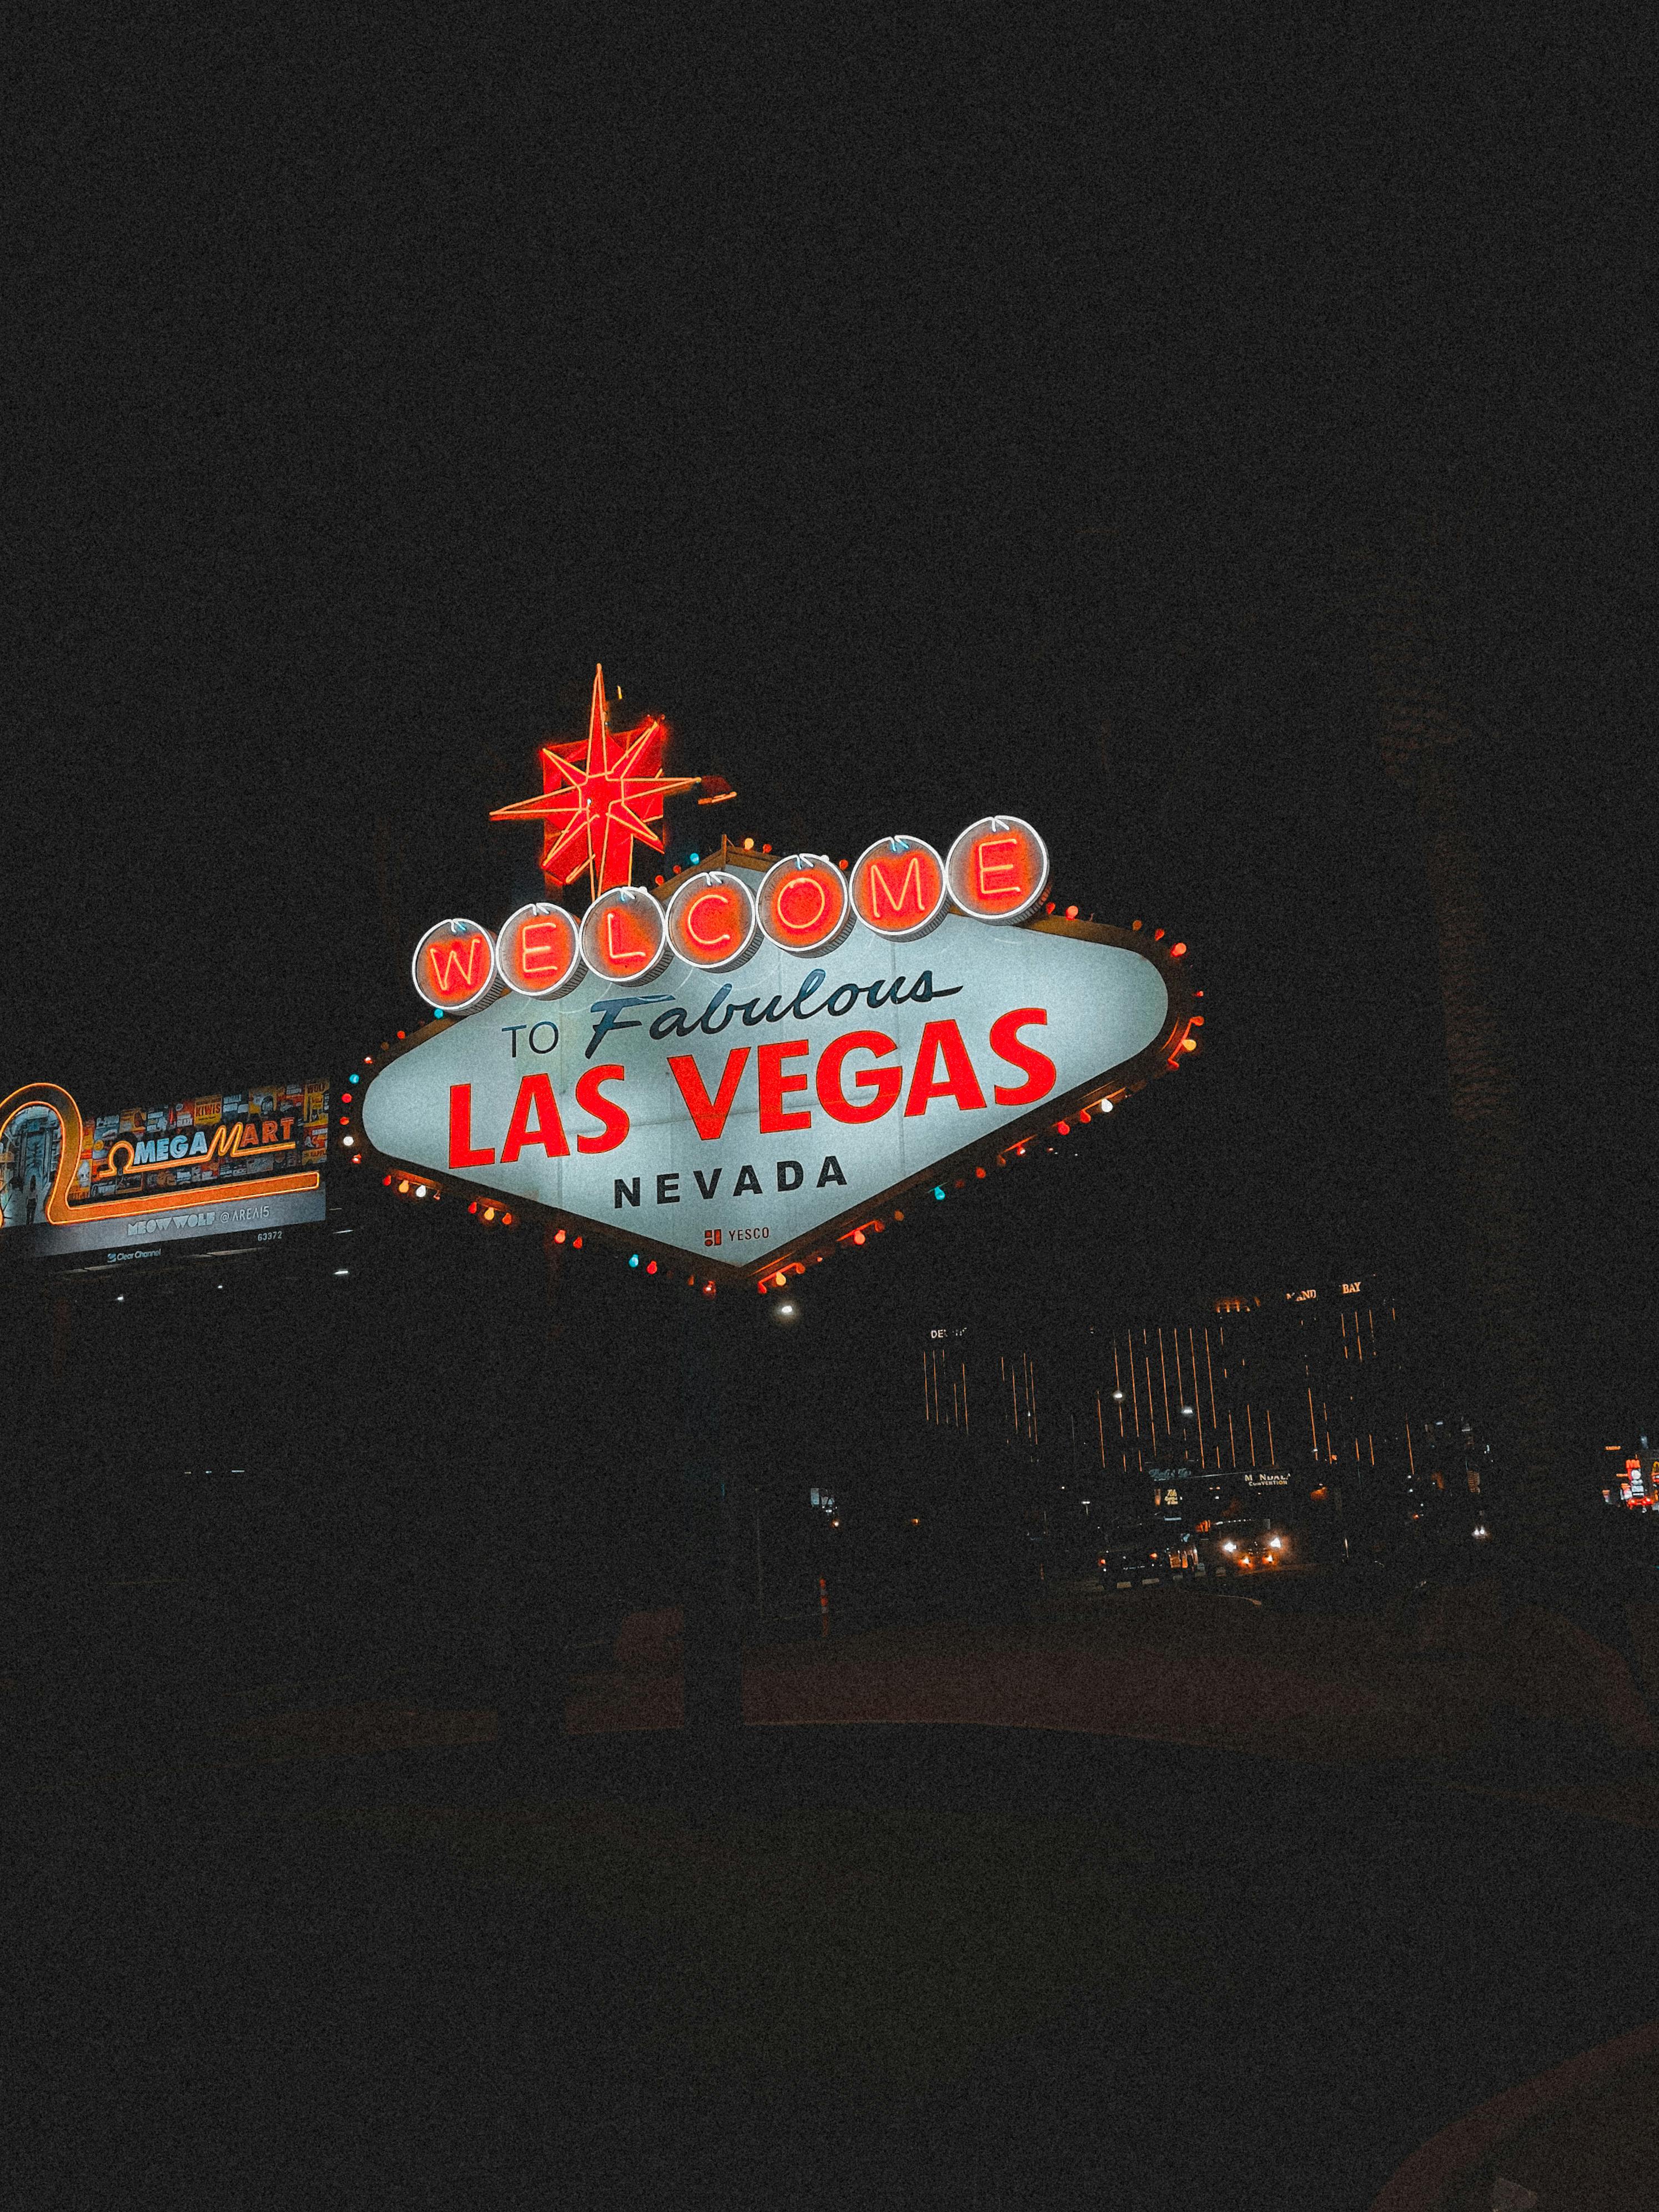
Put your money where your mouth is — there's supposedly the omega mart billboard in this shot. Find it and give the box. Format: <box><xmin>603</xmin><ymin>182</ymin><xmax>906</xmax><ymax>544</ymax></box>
<box><xmin>363</xmin><ymin>824</ymin><xmax>1196</xmax><ymax>1282</ymax></box>
<box><xmin>0</xmin><ymin>1078</ymin><xmax>329</xmax><ymax>1260</ymax></box>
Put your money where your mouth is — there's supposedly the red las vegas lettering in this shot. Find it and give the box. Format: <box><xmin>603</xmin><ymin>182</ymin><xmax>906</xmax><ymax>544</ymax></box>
<box><xmin>500</xmin><ymin>1073</ymin><xmax>570</xmax><ymax>1162</ymax></box>
<box><xmin>667</xmin><ymin>1049</ymin><xmax>750</xmax><ymax>1140</ymax></box>
<box><xmin>816</xmin><ymin>1030</ymin><xmax>902</xmax><ymax>1124</ymax></box>
<box><xmin>573</xmin><ymin>1064</ymin><xmax>629</xmax><ymax>1153</ymax></box>
<box><xmin>757</xmin><ymin>1039</ymin><xmax>812</xmax><ymax>1133</ymax></box>
<box><xmin>449</xmin><ymin>1083</ymin><xmax>496</xmax><ymax>1167</ymax></box>
<box><xmin>904</xmin><ymin>1020</ymin><xmax>987</xmax><ymax>1117</ymax></box>
<box><xmin>988</xmin><ymin>1007</ymin><xmax>1056</xmax><ymax>1104</ymax></box>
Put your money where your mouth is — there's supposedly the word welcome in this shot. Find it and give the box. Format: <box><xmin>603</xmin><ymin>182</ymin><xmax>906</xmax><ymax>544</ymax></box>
<box><xmin>413</xmin><ymin>815</ymin><xmax>1052</xmax><ymax>1011</ymax></box>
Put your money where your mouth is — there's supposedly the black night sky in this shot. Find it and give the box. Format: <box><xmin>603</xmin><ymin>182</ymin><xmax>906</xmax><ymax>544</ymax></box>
<box><xmin>7</xmin><ymin>17</ymin><xmax>1655</xmax><ymax>1439</ymax></box>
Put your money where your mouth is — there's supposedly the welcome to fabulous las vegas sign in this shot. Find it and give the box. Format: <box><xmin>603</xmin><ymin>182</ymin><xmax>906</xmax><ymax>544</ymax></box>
<box><xmin>356</xmin><ymin>668</ymin><xmax>1199</xmax><ymax>1285</ymax></box>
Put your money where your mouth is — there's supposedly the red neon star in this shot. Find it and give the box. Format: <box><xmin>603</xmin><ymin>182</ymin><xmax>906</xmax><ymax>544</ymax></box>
<box><xmin>491</xmin><ymin>665</ymin><xmax>702</xmax><ymax>897</ymax></box>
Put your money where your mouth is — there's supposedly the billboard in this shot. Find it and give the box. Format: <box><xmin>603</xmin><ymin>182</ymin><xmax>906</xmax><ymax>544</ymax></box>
<box><xmin>0</xmin><ymin>1078</ymin><xmax>330</xmax><ymax>1261</ymax></box>
<box><xmin>361</xmin><ymin>833</ymin><xmax>1195</xmax><ymax>1281</ymax></box>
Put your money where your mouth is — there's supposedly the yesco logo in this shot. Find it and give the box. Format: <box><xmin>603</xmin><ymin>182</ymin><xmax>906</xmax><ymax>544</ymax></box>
<box><xmin>410</xmin><ymin>818</ymin><xmax>1050</xmax><ymax>1013</ymax></box>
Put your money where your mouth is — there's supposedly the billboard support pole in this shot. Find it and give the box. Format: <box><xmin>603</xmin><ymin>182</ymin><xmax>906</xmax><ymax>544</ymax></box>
<box><xmin>678</xmin><ymin>1290</ymin><xmax>745</xmax><ymax>1742</ymax></box>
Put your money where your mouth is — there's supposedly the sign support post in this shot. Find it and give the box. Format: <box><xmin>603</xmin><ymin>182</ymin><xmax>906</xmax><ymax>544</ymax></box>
<box><xmin>677</xmin><ymin>1288</ymin><xmax>746</xmax><ymax>1739</ymax></box>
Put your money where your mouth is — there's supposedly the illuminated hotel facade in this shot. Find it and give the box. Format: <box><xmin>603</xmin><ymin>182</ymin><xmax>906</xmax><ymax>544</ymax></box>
<box><xmin>922</xmin><ymin>1279</ymin><xmax>1483</xmax><ymax>1536</ymax></box>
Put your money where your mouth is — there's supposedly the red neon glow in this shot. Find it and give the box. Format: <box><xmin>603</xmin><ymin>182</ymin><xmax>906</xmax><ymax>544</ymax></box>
<box><xmin>490</xmin><ymin>663</ymin><xmax>702</xmax><ymax>896</ymax></box>
<box><xmin>573</xmin><ymin>1064</ymin><xmax>629</xmax><ymax>1153</ymax></box>
<box><xmin>501</xmin><ymin>1074</ymin><xmax>570</xmax><ymax>1162</ymax></box>
<box><xmin>779</xmin><ymin>874</ymin><xmax>826</xmax><ymax>929</ymax></box>
<box><xmin>580</xmin><ymin>887</ymin><xmax>669</xmax><ymax>983</ymax></box>
<box><xmin>414</xmin><ymin>921</ymin><xmax>498</xmax><ymax>1012</ymax></box>
<box><xmin>666</xmin><ymin>872</ymin><xmax>756</xmax><ymax>970</ymax></box>
<box><xmin>497</xmin><ymin>903</ymin><xmax>583</xmax><ymax>998</ymax></box>
<box><xmin>757</xmin><ymin>854</ymin><xmax>852</xmax><ymax>955</ymax></box>
<box><xmin>757</xmin><ymin>1040</ymin><xmax>811</xmax><ymax>1133</ymax></box>
<box><xmin>426</xmin><ymin>934</ymin><xmax>489</xmax><ymax>998</ymax></box>
<box><xmin>903</xmin><ymin>1020</ymin><xmax>986</xmax><ymax>1116</ymax></box>
<box><xmin>449</xmin><ymin>1084</ymin><xmax>496</xmax><ymax>1168</ymax></box>
<box><xmin>945</xmin><ymin>817</ymin><xmax>1049</xmax><ymax>923</ymax></box>
<box><xmin>816</xmin><ymin>1030</ymin><xmax>901</xmax><ymax>1123</ymax></box>
<box><xmin>988</xmin><ymin>1008</ymin><xmax>1056</xmax><ymax>1105</ymax></box>
<box><xmin>851</xmin><ymin>838</ymin><xmax>946</xmax><ymax>939</ymax></box>
<box><xmin>667</xmin><ymin>1049</ymin><xmax>749</xmax><ymax>1140</ymax></box>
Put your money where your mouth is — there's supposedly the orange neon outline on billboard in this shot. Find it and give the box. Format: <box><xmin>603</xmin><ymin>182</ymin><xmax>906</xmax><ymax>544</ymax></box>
<box><xmin>0</xmin><ymin>1082</ymin><xmax>320</xmax><ymax>1228</ymax></box>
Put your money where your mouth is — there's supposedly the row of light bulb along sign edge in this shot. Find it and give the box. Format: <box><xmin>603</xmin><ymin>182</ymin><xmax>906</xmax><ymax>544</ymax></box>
<box><xmin>351</xmin><ymin>1080</ymin><xmax>1144</xmax><ymax>1297</ymax></box>
<box><xmin>331</xmin><ymin>899</ymin><xmax>1202</xmax><ymax>1296</ymax></box>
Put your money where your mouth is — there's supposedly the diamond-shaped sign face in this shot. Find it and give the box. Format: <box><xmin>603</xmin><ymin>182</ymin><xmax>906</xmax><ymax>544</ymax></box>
<box><xmin>361</xmin><ymin>908</ymin><xmax>1189</xmax><ymax>1280</ymax></box>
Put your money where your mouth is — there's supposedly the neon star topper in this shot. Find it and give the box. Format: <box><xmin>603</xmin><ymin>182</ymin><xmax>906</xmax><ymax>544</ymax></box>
<box><xmin>491</xmin><ymin>664</ymin><xmax>716</xmax><ymax>898</ymax></box>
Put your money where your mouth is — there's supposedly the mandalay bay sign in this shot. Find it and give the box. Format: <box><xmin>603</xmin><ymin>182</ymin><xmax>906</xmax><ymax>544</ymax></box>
<box><xmin>361</xmin><ymin>671</ymin><xmax>1197</xmax><ymax>1284</ymax></box>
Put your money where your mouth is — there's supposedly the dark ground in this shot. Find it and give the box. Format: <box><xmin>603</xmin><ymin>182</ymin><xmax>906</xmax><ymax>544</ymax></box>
<box><xmin>9</xmin><ymin>1721</ymin><xmax>1657</xmax><ymax>2212</ymax></box>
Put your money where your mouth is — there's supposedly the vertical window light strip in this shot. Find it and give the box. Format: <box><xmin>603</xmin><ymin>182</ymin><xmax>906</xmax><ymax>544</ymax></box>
<box><xmin>1158</xmin><ymin>1331</ymin><xmax>1173</xmax><ymax>1436</ymax></box>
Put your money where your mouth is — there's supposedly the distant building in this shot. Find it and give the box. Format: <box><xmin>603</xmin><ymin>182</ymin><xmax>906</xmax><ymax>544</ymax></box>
<box><xmin>921</xmin><ymin>1279</ymin><xmax>1485</xmax><ymax>1546</ymax></box>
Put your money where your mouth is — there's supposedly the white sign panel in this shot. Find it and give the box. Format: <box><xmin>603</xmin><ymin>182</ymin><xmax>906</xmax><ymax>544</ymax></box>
<box><xmin>362</xmin><ymin>912</ymin><xmax>1173</xmax><ymax>1276</ymax></box>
